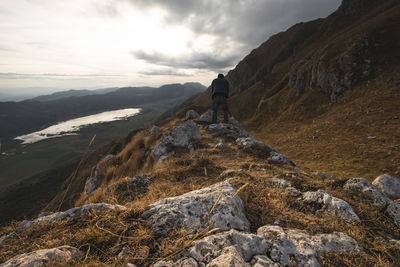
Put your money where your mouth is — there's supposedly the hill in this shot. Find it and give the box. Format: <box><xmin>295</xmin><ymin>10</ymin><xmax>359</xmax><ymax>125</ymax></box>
<box><xmin>30</xmin><ymin>87</ymin><xmax>119</xmax><ymax>102</ymax></box>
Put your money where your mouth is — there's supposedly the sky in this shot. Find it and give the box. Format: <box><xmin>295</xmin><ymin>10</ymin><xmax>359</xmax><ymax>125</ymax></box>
<box><xmin>0</xmin><ymin>0</ymin><xmax>342</xmax><ymax>99</ymax></box>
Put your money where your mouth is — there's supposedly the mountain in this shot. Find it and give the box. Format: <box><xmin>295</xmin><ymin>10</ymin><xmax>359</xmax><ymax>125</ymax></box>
<box><xmin>30</xmin><ymin>87</ymin><xmax>119</xmax><ymax>102</ymax></box>
<box><xmin>0</xmin><ymin>83</ymin><xmax>206</xmax><ymax>140</ymax></box>
<box><xmin>1</xmin><ymin>1</ymin><xmax>399</xmax><ymax>266</ymax></box>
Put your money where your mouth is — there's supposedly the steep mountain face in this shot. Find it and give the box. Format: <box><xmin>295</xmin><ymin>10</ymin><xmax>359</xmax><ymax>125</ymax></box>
<box><xmin>193</xmin><ymin>0</ymin><xmax>400</xmax><ymax>178</ymax></box>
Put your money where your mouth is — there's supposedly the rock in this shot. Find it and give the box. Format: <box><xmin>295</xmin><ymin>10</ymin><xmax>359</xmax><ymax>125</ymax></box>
<box><xmin>344</xmin><ymin>178</ymin><xmax>388</xmax><ymax>208</ymax></box>
<box><xmin>251</xmin><ymin>255</ymin><xmax>279</xmax><ymax>267</ymax></box>
<box><xmin>207</xmin><ymin>246</ymin><xmax>249</xmax><ymax>267</ymax></box>
<box><xmin>344</xmin><ymin>178</ymin><xmax>400</xmax><ymax>226</ymax></box>
<box><xmin>198</xmin><ymin>110</ymin><xmax>213</xmax><ymax>123</ymax></box>
<box><xmin>216</xmin><ymin>140</ymin><xmax>224</xmax><ymax>149</ymax></box>
<box><xmin>151</xmin><ymin>120</ymin><xmax>201</xmax><ymax>161</ymax></box>
<box><xmin>1</xmin><ymin>246</ymin><xmax>83</xmax><ymax>267</ymax></box>
<box><xmin>208</xmin><ymin>123</ymin><xmax>250</xmax><ymax>140</ymax></box>
<box><xmin>269</xmin><ymin>178</ymin><xmax>292</xmax><ymax>189</ymax></box>
<box><xmin>142</xmin><ymin>181</ymin><xmax>250</xmax><ymax>236</ymax></box>
<box><xmin>372</xmin><ymin>174</ymin><xmax>400</xmax><ymax>199</ymax></box>
<box><xmin>395</xmin><ymin>199</ymin><xmax>400</xmax><ymax>205</ymax></box>
<box><xmin>228</xmin><ymin>116</ymin><xmax>241</xmax><ymax>127</ymax></box>
<box><xmin>312</xmin><ymin>172</ymin><xmax>337</xmax><ymax>180</ymax></box>
<box><xmin>185</xmin><ymin>229</ymin><xmax>270</xmax><ymax>263</ymax></box>
<box><xmin>149</xmin><ymin>125</ymin><xmax>162</xmax><ymax>137</ymax></box>
<box><xmin>236</xmin><ymin>137</ymin><xmax>274</xmax><ymax>156</ymax></box>
<box><xmin>19</xmin><ymin>203</ymin><xmax>126</xmax><ymax>229</ymax></box>
<box><xmin>153</xmin><ymin>258</ymin><xmax>198</xmax><ymax>267</ymax></box>
<box><xmin>186</xmin><ymin>110</ymin><xmax>200</xmax><ymax>120</ymax></box>
<box><xmin>302</xmin><ymin>190</ymin><xmax>361</xmax><ymax>223</ymax></box>
<box><xmin>104</xmin><ymin>174</ymin><xmax>150</xmax><ymax>202</ymax></box>
<box><xmin>257</xmin><ymin>225</ymin><xmax>362</xmax><ymax>267</ymax></box>
<box><xmin>0</xmin><ymin>232</ymin><xmax>16</xmax><ymax>245</ymax></box>
<box><xmin>269</xmin><ymin>152</ymin><xmax>295</xmax><ymax>166</ymax></box>
<box><xmin>84</xmin><ymin>154</ymin><xmax>116</xmax><ymax>196</ymax></box>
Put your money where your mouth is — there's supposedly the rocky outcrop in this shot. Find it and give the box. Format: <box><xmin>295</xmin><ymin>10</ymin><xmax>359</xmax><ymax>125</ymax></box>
<box><xmin>142</xmin><ymin>181</ymin><xmax>250</xmax><ymax>236</ymax></box>
<box><xmin>151</xmin><ymin>120</ymin><xmax>201</xmax><ymax>161</ymax></box>
<box><xmin>236</xmin><ymin>136</ymin><xmax>274</xmax><ymax>156</ymax></box>
<box><xmin>345</xmin><ymin>178</ymin><xmax>400</xmax><ymax>226</ymax></box>
<box><xmin>302</xmin><ymin>190</ymin><xmax>361</xmax><ymax>223</ymax></box>
<box><xmin>154</xmin><ymin>225</ymin><xmax>362</xmax><ymax>266</ymax></box>
<box><xmin>372</xmin><ymin>174</ymin><xmax>400</xmax><ymax>199</ymax></box>
<box><xmin>198</xmin><ymin>109</ymin><xmax>240</xmax><ymax>126</ymax></box>
<box><xmin>149</xmin><ymin>125</ymin><xmax>161</xmax><ymax>137</ymax></box>
<box><xmin>1</xmin><ymin>246</ymin><xmax>83</xmax><ymax>267</ymax></box>
<box><xmin>104</xmin><ymin>174</ymin><xmax>150</xmax><ymax>202</ymax></box>
<box><xmin>84</xmin><ymin>154</ymin><xmax>116</xmax><ymax>196</ymax></box>
<box><xmin>19</xmin><ymin>203</ymin><xmax>126</xmax><ymax>229</ymax></box>
<box><xmin>270</xmin><ymin>152</ymin><xmax>295</xmax><ymax>166</ymax></box>
<box><xmin>208</xmin><ymin>123</ymin><xmax>251</xmax><ymax>140</ymax></box>
<box><xmin>185</xmin><ymin>109</ymin><xmax>200</xmax><ymax>120</ymax></box>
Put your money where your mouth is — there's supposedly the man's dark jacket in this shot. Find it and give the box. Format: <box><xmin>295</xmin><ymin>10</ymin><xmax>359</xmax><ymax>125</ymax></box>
<box><xmin>211</xmin><ymin>77</ymin><xmax>229</xmax><ymax>98</ymax></box>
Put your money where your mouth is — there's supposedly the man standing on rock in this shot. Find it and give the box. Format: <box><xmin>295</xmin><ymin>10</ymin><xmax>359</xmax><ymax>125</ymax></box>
<box><xmin>211</xmin><ymin>73</ymin><xmax>230</xmax><ymax>123</ymax></box>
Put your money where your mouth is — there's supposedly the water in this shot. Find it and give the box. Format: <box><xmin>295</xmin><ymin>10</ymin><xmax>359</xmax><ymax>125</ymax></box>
<box><xmin>14</xmin><ymin>108</ymin><xmax>141</xmax><ymax>144</ymax></box>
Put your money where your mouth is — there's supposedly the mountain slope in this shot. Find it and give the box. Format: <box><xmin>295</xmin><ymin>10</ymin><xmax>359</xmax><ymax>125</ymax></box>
<box><xmin>190</xmin><ymin>0</ymin><xmax>400</xmax><ymax>178</ymax></box>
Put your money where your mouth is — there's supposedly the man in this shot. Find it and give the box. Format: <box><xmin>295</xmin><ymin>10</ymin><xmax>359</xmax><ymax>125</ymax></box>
<box><xmin>211</xmin><ymin>73</ymin><xmax>230</xmax><ymax>123</ymax></box>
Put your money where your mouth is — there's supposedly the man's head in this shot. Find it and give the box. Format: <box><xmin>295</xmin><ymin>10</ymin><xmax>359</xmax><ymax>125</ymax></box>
<box><xmin>218</xmin><ymin>73</ymin><xmax>224</xmax><ymax>78</ymax></box>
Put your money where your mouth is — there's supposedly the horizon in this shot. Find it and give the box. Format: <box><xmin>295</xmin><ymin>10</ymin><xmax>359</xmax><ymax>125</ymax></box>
<box><xmin>0</xmin><ymin>0</ymin><xmax>341</xmax><ymax>99</ymax></box>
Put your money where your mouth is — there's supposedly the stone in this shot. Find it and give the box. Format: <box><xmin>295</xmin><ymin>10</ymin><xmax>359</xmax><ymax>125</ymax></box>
<box><xmin>251</xmin><ymin>255</ymin><xmax>279</xmax><ymax>267</ymax></box>
<box><xmin>149</xmin><ymin>125</ymin><xmax>162</xmax><ymax>137</ymax></box>
<box><xmin>344</xmin><ymin>178</ymin><xmax>388</xmax><ymax>209</ymax></box>
<box><xmin>198</xmin><ymin>110</ymin><xmax>213</xmax><ymax>123</ymax></box>
<box><xmin>186</xmin><ymin>110</ymin><xmax>200</xmax><ymax>120</ymax></box>
<box><xmin>142</xmin><ymin>181</ymin><xmax>250</xmax><ymax>236</ymax></box>
<box><xmin>216</xmin><ymin>140</ymin><xmax>224</xmax><ymax>149</ymax></box>
<box><xmin>312</xmin><ymin>172</ymin><xmax>337</xmax><ymax>180</ymax></box>
<box><xmin>228</xmin><ymin>116</ymin><xmax>241</xmax><ymax>127</ymax></box>
<box><xmin>1</xmin><ymin>246</ymin><xmax>83</xmax><ymax>267</ymax></box>
<box><xmin>236</xmin><ymin>137</ymin><xmax>274</xmax><ymax>156</ymax></box>
<box><xmin>344</xmin><ymin>178</ymin><xmax>400</xmax><ymax>226</ymax></box>
<box><xmin>270</xmin><ymin>152</ymin><xmax>295</xmax><ymax>166</ymax></box>
<box><xmin>207</xmin><ymin>246</ymin><xmax>249</xmax><ymax>267</ymax></box>
<box><xmin>208</xmin><ymin>123</ymin><xmax>250</xmax><ymax>140</ymax></box>
<box><xmin>153</xmin><ymin>258</ymin><xmax>198</xmax><ymax>267</ymax></box>
<box><xmin>302</xmin><ymin>190</ymin><xmax>361</xmax><ymax>223</ymax></box>
<box><xmin>185</xmin><ymin>229</ymin><xmax>270</xmax><ymax>263</ymax></box>
<box><xmin>104</xmin><ymin>174</ymin><xmax>150</xmax><ymax>202</ymax></box>
<box><xmin>372</xmin><ymin>174</ymin><xmax>400</xmax><ymax>199</ymax></box>
<box><xmin>269</xmin><ymin>178</ymin><xmax>292</xmax><ymax>189</ymax></box>
<box><xmin>0</xmin><ymin>232</ymin><xmax>16</xmax><ymax>245</ymax></box>
<box><xmin>151</xmin><ymin>120</ymin><xmax>201</xmax><ymax>160</ymax></box>
<box><xmin>19</xmin><ymin>203</ymin><xmax>126</xmax><ymax>229</ymax></box>
<box><xmin>84</xmin><ymin>154</ymin><xmax>116</xmax><ymax>196</ymax></box>
<box><xmin>257</xmin><ymin>225</ymin><xmax>362</xmax><ymax>267</ymax></box>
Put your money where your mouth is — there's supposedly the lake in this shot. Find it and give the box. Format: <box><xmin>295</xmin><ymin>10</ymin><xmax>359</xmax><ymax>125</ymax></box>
<box><xmin>15</xmin><ymin>108</ymin><xmax>141</xmax><ymax>144</ymax></box>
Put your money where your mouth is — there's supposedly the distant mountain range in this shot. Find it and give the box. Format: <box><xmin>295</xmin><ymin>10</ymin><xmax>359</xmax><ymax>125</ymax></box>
<box><xmin>0</xmin><ymin>82</ymin><xmax>206</xmax><ymax>139</ymax></box>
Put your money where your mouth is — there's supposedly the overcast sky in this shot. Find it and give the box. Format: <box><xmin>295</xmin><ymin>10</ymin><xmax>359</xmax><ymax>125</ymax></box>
<box><xmin>0</xmin><ymin>0</ymin><xmax>341</xmax><ymax>98</ymax></box>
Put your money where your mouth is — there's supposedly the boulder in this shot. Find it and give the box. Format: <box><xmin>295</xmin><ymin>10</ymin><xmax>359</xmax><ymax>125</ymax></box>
<box><xmin>372</xmin><ymin>174</ymin><xmax>400</xmax><ymax>199</ymax></box>
<box><xmin>151</xmin><ymin>120</ymin><xmax>201</xmax><ymax>161</ymax></box>
<box><xmin>216</xmin><ymin>140</ymin><xmax>224</xmax><ymax>149</ymax></box>
<box><xmin>236</xmin><ymin>137</ymin><xmax>274</xmax><ymax>156</ymax></box>
<box><xmin>149</xmin><ymin>125</ymin><xmax>162</xmax><ymax>137</ymax></box>
<box><xmin>198</xmin><ymin>110</ymin><xmax>213</xmax><ymax>123</ymax></box>
<box><xmin>269</xmin><ymin>178</ymin><xmax>301</xmax><ymax>197</ymax></box>
<box><xmin>19</xmin><ymin>203</ymin><xmax>126</xmax><ymax>229</ymax></box>
<box><xmin>208</xmin><ymin>123</ymin><xmax>250</xmax><ymax>140</ymax></box>
<box><xmin>186</xmin><ymin>110</ymin><xmax>200</xmax><ymax>120</ymax></box>
<box><xmin>251</xmin><ymin>255</ymin><xmax>279</xmax><ymax>267</ymax></box>
<box><xmin>1</xmin><ymin>246</ymin><xmax>83</xmax><ymax>267</ymax></box>
<box><xmin>344</xmin><ymin>178</ymin><xmax>400</xmax><ymax>226</ymax></box>
<box><xmin>269</xmin><ymin>152</ymin><xmax>295</xmax><ymax>166</ymax></box>
<box><xmin>312</xmin><ymin>172</ymin><xmax>337</xmax><ymax>180</ymax></box>
<box><xmin>207</xmin><ymin>246</ymin><xmax>248</xmax><ymax>267</ymax></box>
<box><xmin>142</xmin><ymin>181</ymin><xmax>250</xmax><ymax>236</ymax></box>
<box><xmin>302</xmin><ymin>190</ymin><xmax>361</xmax><ymax>223</ymax></box>
<box><xmin>104</xmin><ymin>174</ymin><xmax>150</xmax><ymax>202</ymax></box>
<box><xmin>84</xmin><ymin>154</ymin><xmax>116</xmax><ymax>196</ymax></box>
<box><xmin>257</xmin><ymin>225</ymin><xmax>362</xmax><ymax>267</ymax></box>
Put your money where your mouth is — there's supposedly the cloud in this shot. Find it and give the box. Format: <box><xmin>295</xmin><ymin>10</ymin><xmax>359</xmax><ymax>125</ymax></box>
<box><xmin>0</xmin><ymin>73</ymin><xmax>122</xmax><ymax>80</ymax></box>
<box><xmin>131</xmin><ymin>50</ymin><xmax>240</xmax><ymax>71</ymax></box>
<box><xmin>138</xmin><ymin>69</ymin><xmax>192</xmax><ymax>77</ymax></box>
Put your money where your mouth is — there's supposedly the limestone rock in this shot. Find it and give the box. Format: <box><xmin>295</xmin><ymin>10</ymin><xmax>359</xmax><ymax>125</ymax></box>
<box><xmin>216</xmin><ymin>140</ymin><xmax>224</xmax><ymax>149</ymax></box>
<box><xmin>251</xmin><ymin>255</ymin><xmax>279</xmax><ymax>267</ymax></box>
<box><xmin>207</xmin><ymin>246</ymin><xmax>249</xmax><ymax>267</ymax></box>
<box><xmin>153</xmin><ymin>258</ymin><xmax>198</xmax><ymax>267</ymax></box>
<box><xmin>151</xmin><ymin>120</ymin><xmax>201</xmax><ymax>161</ymax></box>
<box><xmin>186</xmin><ymin>110</ymin><xmax>200</xmax><ymax>120</ymax></box>
<box><xmin>149</xmin><ymin>125</ymin><xmax>162</xmax><ymax>137</ymax></box>
<box><xmin>257</xmin><ymin>225</ymin><xmax>362</xmax><ymax>267</ymax></box>
<box><xmin>344</xmin><ymin>178</ymin><xmax>400</xmax><ymax>226</ymax></box>
<box><xmin>372</xmin><ymin>174</ymin><xmax>400</xmax><ymax>199</ymax></box>
<box><xmin>208</xmin><ymin>123</ymin><xmax>250</xmax><ymax>140</ymax></box>
<box><xmin>104</xmin><ymin>174</ymin><xmax>150</xmax><ymax>202</ymax></box>
<box><xmin>228</xmin><ymin>116</ymin><xmax>241</xmax><ymax>127</ymax></box>
<box><xmin>185</xmin><ymin>229</ymin><xmax>270</xmax><ymax>263</ymax></box>
<box><xmin>302</xmin><ymin>190</ymin><xmax>361</xmax><ymax>223</ymax></box>
<box><xmin>270</xmin><ymin>152</ymin><xmax>295</xmax><ymax>166</ymax></box>
<box><xmin>19</xmin><ymin>203</ymin><xmax>126</xmax><ymax>229</ymax></box>
<box><xmin>198</xmin><ymin>110</ymin><xmax>213</xmax><ymax>123</ymax></box>
<box><xmin>1</xmin><ymin>246</ymin><xmax>83</xmax><ymax>267</ymax></box>
<box><xmin>142</xmin><ymin>181</ymin><xmax>250</xmax><ymax>236</ymax></box>
<box><xmin>236</xmin><ymin>137</ymin><xmax>274</xmax><ymax>156</ymax></box>
<box><xmin>269</xmin><ymin>178</ymin><xmax>301</xmax><ymax>197</ymax></box>
<box><xmin>312</xmin><ymin>172</ymin><xmax>337</xmax><ymax>180</ymax></box>
<box><xmin>84</xmin><ymin>154</ymin><xmax>116</xmax><ymax>196</ymax></box>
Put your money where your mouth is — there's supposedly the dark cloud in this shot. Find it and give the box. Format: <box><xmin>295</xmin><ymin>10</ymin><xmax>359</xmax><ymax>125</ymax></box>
<box><xmin>131</xmin><ymin>50</ymin><xmax>240</xmax><ymax>71</ymax></box>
